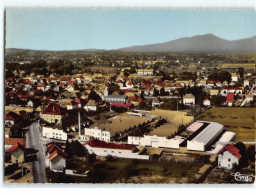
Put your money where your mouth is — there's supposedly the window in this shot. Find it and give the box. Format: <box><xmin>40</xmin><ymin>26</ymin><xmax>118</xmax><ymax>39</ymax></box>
<box><xmin>104</xmin><ymin>150</ymin><xmax>107</xmax><ymax>152</ymax></box>
<box><xmin>112</xmin><ymin>151</ymin><xmax>114</xmax><ymax>153</ymax></box>
<box><xmin>228</xmin><ymin>158</ymin><xmax>231</xmax><ymax>162</ymax></box>
<box><xmin>119</xmin><ymin>152</ymin><xmax>121</xmax><ymax>154</ymax></box>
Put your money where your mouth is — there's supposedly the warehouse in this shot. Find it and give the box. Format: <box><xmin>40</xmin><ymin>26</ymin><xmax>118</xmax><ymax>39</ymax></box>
<box><xmin>186</xmin><ymin>121</ymin><xmax>224</xmax><ymax>151</ymax></box>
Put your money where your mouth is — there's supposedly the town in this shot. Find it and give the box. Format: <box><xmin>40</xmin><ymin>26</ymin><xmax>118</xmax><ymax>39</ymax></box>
<box><xmin>4</xmin><ymin>50</ymin><xmax>256</xmax><ymax>184</ymax></box>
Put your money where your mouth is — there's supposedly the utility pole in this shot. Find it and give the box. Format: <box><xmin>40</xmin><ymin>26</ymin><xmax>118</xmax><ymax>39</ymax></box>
<box><xmin>78</xmin><ymin>112</ymin><xmax>81</xmax><ymax>138</ymax></box>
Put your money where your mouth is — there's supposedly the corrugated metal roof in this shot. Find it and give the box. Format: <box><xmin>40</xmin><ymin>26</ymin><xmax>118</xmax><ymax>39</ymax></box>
<box><xmin>191</xmin><ymin>121</ymin><xmax>223</xmax><ymax>144</ymax></box>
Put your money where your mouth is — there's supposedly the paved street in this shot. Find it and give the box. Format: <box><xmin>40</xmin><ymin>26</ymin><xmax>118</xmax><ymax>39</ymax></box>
<box><xmin>28</xmin><ymin>122</ymin><xmax>46</xmax><ymax>183</ymax></box>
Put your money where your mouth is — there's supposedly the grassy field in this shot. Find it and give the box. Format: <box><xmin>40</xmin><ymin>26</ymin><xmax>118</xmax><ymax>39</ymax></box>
<box><xmin>196</xmin><ymin>107</ymin><xmax>256</xmax><ymax>142</ymax></box>
<box><xmin>221</xmin><ymin>63</ymin><xmax>256</xmax><ymax>70</ymax></box>
<box><xmin>46</xmin><ymin>157</ymin><xmax>202</xmax><ymax>183</ymax></box>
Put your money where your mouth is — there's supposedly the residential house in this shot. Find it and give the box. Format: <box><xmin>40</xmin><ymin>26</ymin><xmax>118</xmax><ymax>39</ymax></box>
<box><xmin>226</xmin><ymin>93</ymin><xmax>235</xmax><ymax>106</ymax></box>
<box><xmin>37</xmin><ymin>83</ymin><xmax>45</xmax><ymax>91</ymax></box>
<box><xmin>83</xmin><ymin>127</ymin><xmax>111</xmax><ymax>142</ymax></box>
<box><xmin>41</xmin><ymin>103</ymin><xmax>67</xmax><ymax>124</ymax></box>
<box><xmin>218</xmin><ymin>144</ymin><xmax>241</xmax><ymax>170</ymax></box>
<box><xmin>9</xmin><ymin>142</ymin><xmax>25</xmax><ymax>164</ymax></box>
<box><xmin>203</xmin><ymin>98</ymin><xmax>211</xmax><ymax>106</ymax></box>
<box><xmin>5</xmin><ymin>112</ymin><xmax>22</xmax><ymax>125</ymax></box>
<box><xmin>84</xmin><ymin>100</ymin><xmax>98</xmax><ymax>112</ymax></box>
<box><xmin>183</xmin><ymin>94</ymin><xmax>195</xmax><ymax>105</ymax></box>
<box><xmin>244</xmin><ymin>80</ymin><xmax>250</xmax><ymax>87</ymax></box>
<box><xmin>46</xmin><ymin>143</ymin><xmax>66</xmax><ymax>171</ymax></box>
<box><xmin>67</xmin><ymin>101</ymin><xmax>79</xmax><ymax>110</ymax></box>
<box><xmin>231</xmin><ymin>73</ymin><xmax>238</xmax><ymax>82</ymax></box>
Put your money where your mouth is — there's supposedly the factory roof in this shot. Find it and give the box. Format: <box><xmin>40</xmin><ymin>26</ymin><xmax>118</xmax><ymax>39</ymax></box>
<box><xmin>189</xmin><ymin>121</ymin><xmax>223</xmax><ymax>145</ymax></box>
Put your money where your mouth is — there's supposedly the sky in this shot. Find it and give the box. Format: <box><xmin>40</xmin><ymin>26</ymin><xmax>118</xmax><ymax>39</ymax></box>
<box><xmin>5</xmin><ymin>9</ymin><xmax>256</xmax><ymax>50</ymax></box>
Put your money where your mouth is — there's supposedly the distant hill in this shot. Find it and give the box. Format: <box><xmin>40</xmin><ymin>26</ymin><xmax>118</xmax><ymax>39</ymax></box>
<box><xmin>6</xmin><ymin>34</ymin><xmax>256</xmax><ymax>53</ymax></box>
<box><xmin>116</xmin><ymin>34</ymin><xmax>256</xmax><ymax>53</ymax></box>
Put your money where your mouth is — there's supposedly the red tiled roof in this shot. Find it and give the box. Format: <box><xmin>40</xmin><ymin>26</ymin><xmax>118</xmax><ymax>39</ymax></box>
<box><xmin>154</xmin><ymin>81</ymin><xmax>166</xmax><ymax>87</ymax></box>
<box><xmin>110</xmin><ymin>102</ymin><xmax>133</xmax><ymax>108</ymax></box>
<box><xmin>207</xmin><ymin>80</ymin><xmax>221</xmax><ymax>84</ymax></box>
<box><xmin>37</xmin><ymin>83</ymin><xmax>45</xmax><ymax>87</ymax></box>
<box><xmin>19</xmin><ymin>94</ymin><xmax>29</xmax><ymax>100</ymax></box>
<box><xmin>223</xmin><ymin>87</ymin><xmax>243</xmax><ymax>90</ymax></box>
<box><xmin>47</xmin><ymin>143</ymin><xmax>63</xmax><ymax>154</ymax></box>
<box><xmin>5</xmin><ymin>112</ymin><xmax>22</xmax><ymax>121</ymax></box>
<box><xmin>76</xmin><ymin>98</ymin><xmax>86</xmax><ymax>105</ymax></box>
<box><xmin>203</xmin><ymin>98</ymin><xmax>210</xmax><ymax>102</ymax></box>
<box><xmin>127</xmin><ymin>81</ymin><xmax>133</xmax><ymax>86</ymax></box>
<box><xmin>76</xmin><ymin>75</ymin><xmax>84</xmax><ymax>79</ymax></box>
<box><xmin>8</xmin><ymin>91</ymin><xmax>14</xmax><ymax>97</ymax></box>
<box><xmin>116</xmin><ymin>80</ymin><xmax>123</xmax><ymax>84</ymax></box>
<box><xmin>67</xmin><ymin>101</ymin><xmax>78</xmax><ymax>105</ymax></box>
<box><xmin>9</xmin><ymin>142</ymin><xmax>25</xmax><ymax>154</ymax></box>
<box><xmin>48</xmin><ymin>150</ymin><xmax>65</xmax><ymax>161</ymax></box>
<box><xmin>22</xmin><ymin>79</ymin><xmax>30</xmax><ymax>84</ymax></box>
<box><xmin>60</xmin><ymin>77</ymin><xmax>69</xmax><ymax>81</ymax></box>
<box><xmin>83</xmin><ymin>139</ymin><xmax>134</xmax><ymax>150</ymax></box>
<box><xmin>5</xmin><ymin>138</ymin><xmax>25</xmax><ymax>146</ymax></box>
<box><xmin>123</xmin><ymin>77</ymin><xmax>130</xmax><ymax>81</ymax></box>
<box><xmin>59</xmin><ymin>82</ymin><xmax>66</xmax><ymax>86</ymax></box>
<box><xmin>142</xmin><ymin>80</ymin><xmax>151</xmax><ymax>86</ymax></box>
<box><xmin>145</xmin><ymin>86</ymin><xmax>151</xmax><ymax>90</ymax></box>
<box><xmin>219</xmin><ymin>144</ymin><xmax>241</xmax><ymax>159</ymax></box>
<box><xmin>123</xmin><ymin>89</ymin><xmax>133</xmax><ymax>94</ymax></box>
<box><xmin>6</xmin><ymin>77</ymin><xmax>14</xmax><ymax>82</ymax></box>
<box><xmin>67</xmin><ymin>81</ymin><xmax>74</xmax><ymax>86</ymax></box>
<box><xmin>226</xmin><ymin>93</ymin><xmax>234</xmax><ymax>103</ymax></box>
<box><xmin>42</xmin><ymin>103</ymin><xmax>66</xmax><ymax>115</ymax></box>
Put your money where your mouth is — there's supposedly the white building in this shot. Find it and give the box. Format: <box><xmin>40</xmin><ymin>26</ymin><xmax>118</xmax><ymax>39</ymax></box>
<box><xmin>183</xmin><ymin>94</ymin><xmax>195</xmax><ymax>105</ymax></box>
<box><xmin>83</xmin><ymin>139</ymin><xmax>149</xmax><ymax>160</ymax></box>
<box><xmin>67</xmin><ymin>101</ymin><xmax>79</xmax><ymax>110</ymax></box>
<box><xmin>128</xmin><ymin>135</ymin><xmax>180</xmax><ymax>149</ymax></box>
<box><xmin>137</xmin><ymin>69</ymin><xmax>154</xmax><ymax>76</ymax></box>
<box><xmin>244</xmin><ymin>80</ymin><xmax>250</xmax><ymax>87</ymax></box>
<box><xmin>83</xmin><ymin>127</ymin><xmax>111</xmax><ymax>142</ymax></box>
<box><xmin>187</xmin><ymin>121</ymin><xmax>224</xmax><ymax>152</ymax></box>
<box><xmin>84</xmin><ymin>100</ymin><xmax>98</xmax><ymax>112</ymax></box>
<box><xmin>46</xmin><ymin>144</ymin><xmax>66</xmax><ymax>172</ymax></box>
<box><xmin>220</xmin><ymin>87</ymin><xmax>243</xmax><ymax>96</ymax></box>
<box><xmin>231</xmin><ymin>73</ymin><xmax>238</xmax><ymax>82</ymax></box>
<box><xmin>203</xmin><ymin>98</ymin><xmax>211</xmax><ymax>106</ymax></box>
<box><xmin>42</xmin><ymin>126</ymin><xmax>68</xmax><ymax>141</ymax></box>
<box><xmin>218</xmin><ymin>144</ymin><xmax>241</xmax><ymax>170</ymax></box>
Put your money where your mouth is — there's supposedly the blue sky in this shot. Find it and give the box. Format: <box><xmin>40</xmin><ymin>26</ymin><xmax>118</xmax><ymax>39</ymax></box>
<box><xmin>5</xmin><ymin>9</ymin><xmax>256</xmax><ymax>50</ymax></box>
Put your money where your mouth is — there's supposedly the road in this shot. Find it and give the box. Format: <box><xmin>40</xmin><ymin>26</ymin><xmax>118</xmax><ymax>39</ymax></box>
<box><xmin>28</xmin><ymin>122</ymin><xmax>46</xmax><ymax>183</ymax></box>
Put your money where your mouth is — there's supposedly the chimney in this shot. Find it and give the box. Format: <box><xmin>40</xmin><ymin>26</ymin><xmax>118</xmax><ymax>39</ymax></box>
<box><xmin>78</xmin><ymin>112</ymin><xmax>81</xmax><ymax>137</ymax></box>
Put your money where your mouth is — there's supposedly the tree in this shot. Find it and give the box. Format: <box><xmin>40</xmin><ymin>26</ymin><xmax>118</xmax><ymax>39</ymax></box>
<box><xmin>87</xmin><ymin>153</ymin><xmax>96</xmax><ymax>165</ymax></box>
<box><xmin>247</xmin><ymin>145</ymin><xmax>255</xmax><ymax>162</ymax></box>
<box><xmin>217</xmin><ymin>71</ymin><xmax>231</xmax><ymax>83</ymax></box>
<box><xmin>235</xmin><ymin>142</ymin><xmax>249</xmax><ymax>168</ymax></box>
<box><xmin>159</xmin><ymin>87</ymin><xmax>166</xmax><ymax>96</ymax></box>
<box><xmin>238</xmin><ymin>67</ymin><xmax>244</xmax><ymax>80</ymax></box>
<box><xmin>153</xmin><ymin>88</ymin><xmax>159</xmax><ymax>96</ymax></box>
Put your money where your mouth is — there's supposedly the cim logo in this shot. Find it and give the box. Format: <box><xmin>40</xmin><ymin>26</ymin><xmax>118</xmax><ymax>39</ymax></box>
<box><xmin>231</xmin><ymin>172</ymin><xmax>255</xmax><ymax>183</ymax></box>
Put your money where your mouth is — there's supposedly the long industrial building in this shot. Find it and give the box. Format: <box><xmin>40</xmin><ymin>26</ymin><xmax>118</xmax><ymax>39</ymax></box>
<box><xmin>186</xmin><ymin>121</ymin><xmax>224</xmax><ymax>151</ymax></box>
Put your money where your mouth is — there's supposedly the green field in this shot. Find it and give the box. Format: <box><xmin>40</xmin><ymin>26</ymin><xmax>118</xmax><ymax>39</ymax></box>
<box><xmin>196</xmin><ymin>107</ymin><xmax>256</xmax><ymax>142</ymax></box>
<box><xmin>46</xmin><ymin>157</ymin><xmax>202</xmax><ymax>183</ymax></box>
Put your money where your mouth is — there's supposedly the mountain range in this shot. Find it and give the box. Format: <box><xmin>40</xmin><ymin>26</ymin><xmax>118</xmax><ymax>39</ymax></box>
<box><xmin>115</xmin><ymin>34</ymin><xmax>256</xmax><ymax>53</ymax></box>
<box><xmin>6</xmin><ymin>34</ymin><xmax>256</xmax><ymax>53</ymax></box>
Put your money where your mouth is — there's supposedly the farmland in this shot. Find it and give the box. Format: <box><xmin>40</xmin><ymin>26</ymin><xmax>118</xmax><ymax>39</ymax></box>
<box><xmin>196</xmin><ymin>107</ymin><xmax>256</xmax><ymax>142</ymax></box>
<box><xmin>221</xmin><ymin>63</ymin><xmax>256</xmax><ymax>70</ymax></box>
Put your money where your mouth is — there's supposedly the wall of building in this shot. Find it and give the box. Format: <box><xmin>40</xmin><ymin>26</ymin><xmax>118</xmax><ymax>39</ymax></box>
<box><xmin>85</xmin><ymin>145</ymin><xmax>149</xmax><ymax>160</ymax></box>
<box><xmin>42</xmin><ymin>126</ymin><xmax>67</xmax><ymax>140</ymax></box>
<box><xmin>84</xmin><ymin>128</ymin><xmax>111</xmax><ymax>142</ymax></box>
<box><xmin>218</xmin><ymin>151</ymin><xmax>239</xmax><ymax>170</ymax></box>
<box><xmin>11</xmin><ymin>149</ymin><xmax>24</xmax><ymax>164</ymax></box>
<box><xmin>50</xmin><ymin>156</ymin><xmax>66</xmax><ymax>171</ymax></box>
<box><xmin>41</xmin><ymin>113</ymin><xmax>62</xmax><ymax>124</ymax></box>
<box><xmin>128</xmin><ymin>135</ymin><xmax>180</xmax><ymax>149</ymax></box>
